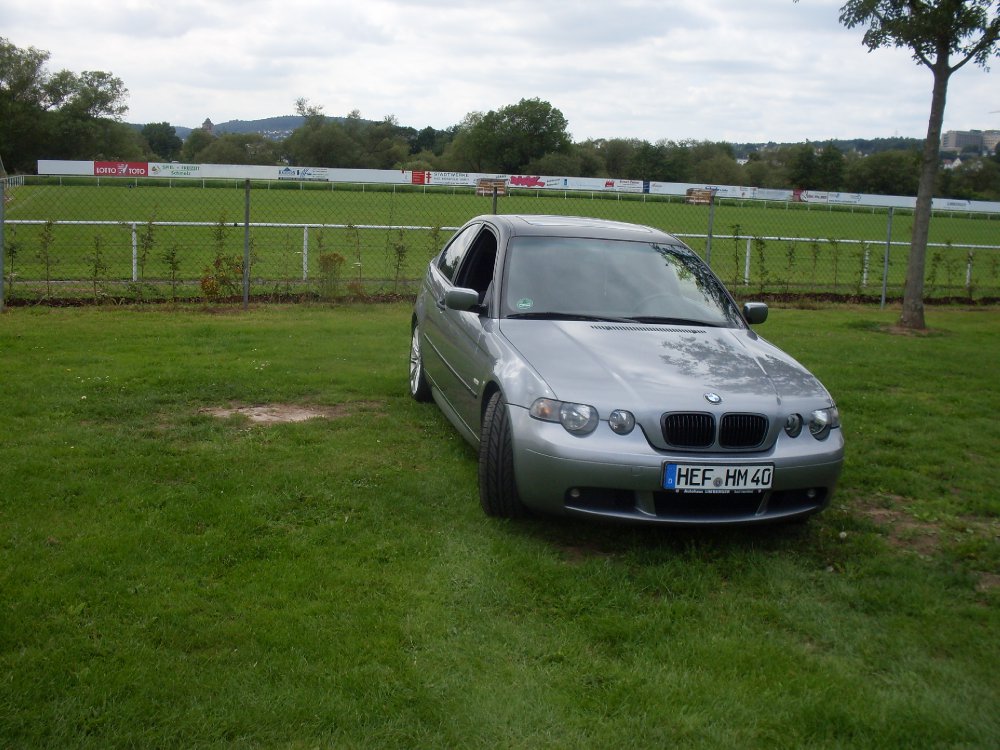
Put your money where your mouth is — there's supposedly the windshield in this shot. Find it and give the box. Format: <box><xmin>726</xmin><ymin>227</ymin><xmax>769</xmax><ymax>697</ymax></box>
<box><xmin>501</xmin><ymin>236</ymin><xmax>744</xmax><ymax>327</ymax></box>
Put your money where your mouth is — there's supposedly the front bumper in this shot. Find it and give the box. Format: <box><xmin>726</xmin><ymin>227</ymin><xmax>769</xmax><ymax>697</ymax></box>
<box><xmin>508</xmin><ymin>406</ymin><xmax>844</xmax><ymax>525</ymax></box>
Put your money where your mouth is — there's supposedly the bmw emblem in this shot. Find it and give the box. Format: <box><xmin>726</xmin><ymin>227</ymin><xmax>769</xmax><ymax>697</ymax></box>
<box><xmin>704</xmin><ymin>392</ymin><xmax>723</xmax><ymax>404</ymax></box>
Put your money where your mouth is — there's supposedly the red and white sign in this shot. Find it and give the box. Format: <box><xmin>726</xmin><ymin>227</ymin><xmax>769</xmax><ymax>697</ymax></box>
<box><xmin>94</xmin><ymin>161</ymin><xmax>149</xmax><ymax>177</ymax></box>
<box><xmin>510</xmin><ymin>175</ymin><xmax>545</xmax><ymax>188</ymax></box>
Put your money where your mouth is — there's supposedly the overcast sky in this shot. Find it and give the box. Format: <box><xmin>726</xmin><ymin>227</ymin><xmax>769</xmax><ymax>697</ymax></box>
<box><xmin>3</xmin><ymin>0</ymin><xmax>997</xmax><ymax>144</ymax></box>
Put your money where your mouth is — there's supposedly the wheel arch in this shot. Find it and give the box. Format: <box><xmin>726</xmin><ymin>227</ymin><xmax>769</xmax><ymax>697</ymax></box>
<box><xmin>480</xmin><ymin>381</ymin><xmax>503</xmax><ymax>424</ymax></box>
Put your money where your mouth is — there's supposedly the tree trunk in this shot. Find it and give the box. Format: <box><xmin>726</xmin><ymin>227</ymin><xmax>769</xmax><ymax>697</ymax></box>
<box><xmin>899</xmin><ymin>56</ymin><xmax>951</xmax><ymax>330</ymax></box>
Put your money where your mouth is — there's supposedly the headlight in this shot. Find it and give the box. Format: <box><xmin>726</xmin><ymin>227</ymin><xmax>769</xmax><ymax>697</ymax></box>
<box><xmin>530</xmin><ymin>398</ymin><xmax>599</xmax><ymax>435</ymax></box>
<box><xmin>808</xmin><ymin>406</ymin><xmax>840</xmax><ymax>440</ymax></box>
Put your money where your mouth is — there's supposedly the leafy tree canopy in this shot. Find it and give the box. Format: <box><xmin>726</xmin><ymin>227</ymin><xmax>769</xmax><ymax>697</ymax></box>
<box><xmin>142</xmin><ymin>122</ymin><xmax>182</xmax><ymax>161</ymax></box>
<box><xmin>1</xmin><ymin>37</ymin><xmax>130</xmax><ymax>172</ymax></box>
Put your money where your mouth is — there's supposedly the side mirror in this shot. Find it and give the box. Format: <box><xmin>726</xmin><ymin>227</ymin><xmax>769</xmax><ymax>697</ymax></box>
<box><xmin>444</xmin><ymin>288</ymin><xmax>481</xmax><ymax>312</ymax></box>
<box><xmin>742</xmin><ymin>302</ymin><xmax>768</xmax><ymax>325</ymax></box>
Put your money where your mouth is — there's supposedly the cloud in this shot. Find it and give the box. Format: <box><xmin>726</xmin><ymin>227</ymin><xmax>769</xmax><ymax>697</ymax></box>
<box><xmin>2</xmin><ymin>0</ymin><xmax>996</xmax><ymax>142</ymax></box>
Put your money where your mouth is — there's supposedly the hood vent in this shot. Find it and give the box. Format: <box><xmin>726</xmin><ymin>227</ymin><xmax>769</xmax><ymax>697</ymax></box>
<box><xmin>591</xmin><ymin>325</ymin><xmax>706</xmax><ymax>334</ymax></box>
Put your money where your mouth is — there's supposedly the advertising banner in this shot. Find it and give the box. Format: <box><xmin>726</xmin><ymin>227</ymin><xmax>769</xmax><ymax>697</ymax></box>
<box><xmin>414</xmin><ymin>171</ymin><xmax>476</xmax><ymax>186</ymax></box>
<box><xmin>34</xmin><ymin>160</ymin><xmax>1000</xmax><ymax>213</ymax></box>
<box><xmin>149</xmin><ymin>163</ymin><xmax>203</xmax><ymax>178</ymax></box>
<box><xmin>277</xmin><ymin>166</ymin><xmax>329</xmax><ymax>181</ymax></box>
<box><xmin>93</xmin><ymin>161</ymin><xmax>148</xmax><ymax>177</ymax></box>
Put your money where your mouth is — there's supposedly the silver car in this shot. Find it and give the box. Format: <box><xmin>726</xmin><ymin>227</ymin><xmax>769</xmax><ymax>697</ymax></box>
<box><xmin>409</xmin><ymin>215</ymin><xmax>843</xmax><ymax>524</ymax></box>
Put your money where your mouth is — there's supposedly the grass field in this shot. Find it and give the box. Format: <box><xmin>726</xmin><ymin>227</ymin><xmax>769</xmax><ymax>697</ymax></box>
<box><xmin>1</xmin><ymin>302</ymin><xmax>997</xmax><ymax>748</ymax></box>
<box><xmin>4</xmin><ymin>179</ymin><xmax>1000</xmax><ymax>302</ymax></box>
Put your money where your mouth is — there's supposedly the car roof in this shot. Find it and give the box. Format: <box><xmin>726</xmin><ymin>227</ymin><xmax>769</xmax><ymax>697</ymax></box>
<box><xmin>478</xmin><ymin>214</ymin><xmax>682</xmax><ymax>243</ymax></box>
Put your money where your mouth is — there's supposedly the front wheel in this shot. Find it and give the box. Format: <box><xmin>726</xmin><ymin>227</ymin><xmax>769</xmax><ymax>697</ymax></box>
<box><xmin>409</xmin><ymin>324</ymin><xmax>432</xmax><ymax>402</ymax></box>
<box><xmin>479</xmin><ymin>391</ymin><xmax>528</xmax><ymax>518</ymax></box>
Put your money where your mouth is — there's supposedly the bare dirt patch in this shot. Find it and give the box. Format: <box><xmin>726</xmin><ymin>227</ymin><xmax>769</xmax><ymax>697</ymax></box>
<box><xmin>852</xmin><ymin>495</ymin><xmax>999</xmax><ymax>593</ymax></box>
<box><xmin>854</xmin><ymin>500</ymin><xmax>941</xmax><ymax>557</ymax></box>
<box><xmin>200</xmin><ymin>402</ymin><xmax>382</xmax><ymax>424</ymax></box>
<box><xmin>882</xmin><ymin>324</ymin><xmax>943</xmax><ymax>337</ymax></box>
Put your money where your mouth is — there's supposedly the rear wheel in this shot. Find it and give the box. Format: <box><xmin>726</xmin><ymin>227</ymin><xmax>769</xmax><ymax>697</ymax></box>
<box><xmin>479</xmin><ymin>391</ymin><xmax>528</xmax><ymax>518</ymax></box>
<box><xmin>409</xmin><ymin>324</ymin><xmax>432</xmax><ymax>402</ymax></box>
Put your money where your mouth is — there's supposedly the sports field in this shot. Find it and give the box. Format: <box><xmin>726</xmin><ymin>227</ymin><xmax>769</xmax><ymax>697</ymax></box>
<box><xmin>4</xmin><ymin>178</ymin><xmax>1000</xmax><ymax>302</ymax></box>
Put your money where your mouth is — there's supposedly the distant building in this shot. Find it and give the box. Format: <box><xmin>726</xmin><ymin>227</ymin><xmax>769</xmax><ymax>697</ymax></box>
<box><xmin>202</xmin><ymin>118</ymin><xmax>214</xmax><ymax>134</ymax></box>
<box><xmin>984</xmin><ymin>131</ymin><xmax>1000</xmax><ymax>154</ymax></box>
<box><xmin>941</xmin><ymin>129</ymin><xmax>1000</xmax><ymax>153</ymax></box>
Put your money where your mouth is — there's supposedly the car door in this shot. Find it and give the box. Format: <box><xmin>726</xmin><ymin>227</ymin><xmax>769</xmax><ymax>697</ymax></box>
<box><xmin>444</xmin><ymin>226</ymin><xmax>500</xmax><ymax>433</ymax></box>
<box><xmin>421</xmin><ymin>223</ymin><xmax>484</xmax><ymax>419</ymax></box>
<box><xmin>422</xmin><ymin>223</ymin><xmax>499</xmax><ymax>436</ymax></box>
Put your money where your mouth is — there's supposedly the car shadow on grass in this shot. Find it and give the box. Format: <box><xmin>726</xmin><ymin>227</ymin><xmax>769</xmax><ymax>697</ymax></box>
<box><xmin>511</xmin><ymin>511</ymin><xmax>818</xmax><ymax>566</ymax></box>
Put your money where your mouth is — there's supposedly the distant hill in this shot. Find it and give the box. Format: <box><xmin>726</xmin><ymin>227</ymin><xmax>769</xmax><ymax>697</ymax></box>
<box><xmin>132</xmin><ymin>116</ymin><xmax>923</xmax><ymax>154</ymax></box>
<box><xmin>732</xmin><ymin>136</ymin><xmax>924</xmax><ymax>158</ymax></box>
<box><xmin>131</xmin><ymin>115</ymin><xmax>359</xmax><ymax>142</ymax></box>
<box><xmin>212</xmin><ymin>115</ymin><xmax>308</xmax><ymax>138</ymax></box>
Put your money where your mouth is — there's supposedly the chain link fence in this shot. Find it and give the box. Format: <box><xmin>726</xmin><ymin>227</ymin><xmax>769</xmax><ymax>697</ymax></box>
<box><xmin>2</xmin><ymin>174</ymin><xmax>999</xmax><ymax>307</ymax></box>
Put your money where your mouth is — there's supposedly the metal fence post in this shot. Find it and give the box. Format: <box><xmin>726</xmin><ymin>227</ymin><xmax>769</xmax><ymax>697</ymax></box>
<box><xmin>705</xmin><ymin>192</ymin><xmax>716</xmax><ymax>266</ymax></box>
<box><xmin>131</xmin><ymin>223</ymin><xmax>138</xmax><ymax>282</ymax></box>
<box><xmin>243</xmin><ymin>179</ymin><xmax>251</xmax><ymax>310</ymax></box>
<box><xmin>743</xmin><ymin>237</ymin><xmax>752</xmax><ymax>286</ymax></box>
<box><xmin>302</xmin><ymin>226</ymin><xmax>309</xmax><ymax>281</ymax></box>
<box><xmin>881</xmin><ymin>207</ymin><xmax>894</xmax><ymax>310</ymax></box>
<box><xmin>0</xmin><ymin>182</ymin><xmax>5</xmax><ymax>312</ymax></box>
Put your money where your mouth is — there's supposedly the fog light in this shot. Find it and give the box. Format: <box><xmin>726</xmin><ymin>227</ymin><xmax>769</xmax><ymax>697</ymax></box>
<box><xmin>569</xmin><ymin>488</ymin><xmax>581</xmax><ymax>499</ymax></box>
<box><xmin>608</xmin><ymin>409</ymin><xmax>635</xmax><ymax>435</ymax></box>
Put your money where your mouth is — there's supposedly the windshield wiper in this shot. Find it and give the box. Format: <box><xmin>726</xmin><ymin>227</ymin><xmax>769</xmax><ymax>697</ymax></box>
<box><xmin>506</xmin><ymin>311</ymin><xmax>636</xmax><ymax>323</ymax></box>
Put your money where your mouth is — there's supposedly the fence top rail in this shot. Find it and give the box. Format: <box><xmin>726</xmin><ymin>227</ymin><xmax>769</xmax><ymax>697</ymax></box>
<box><xmin>6</xmin><ymin>219</ymin><xmax>999</xmax><ymax>252</ymax></box>
<box><xmin>3</xmin><ymin>219</ymin><xmax>462</xmax><ymax>232</ymax></box>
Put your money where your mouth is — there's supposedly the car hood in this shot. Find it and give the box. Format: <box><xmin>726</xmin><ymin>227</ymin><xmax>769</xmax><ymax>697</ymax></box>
<box><xmin>498</xmin><ymin>320</ymin><xmax>830</xmax><ymax>411</ymax></box>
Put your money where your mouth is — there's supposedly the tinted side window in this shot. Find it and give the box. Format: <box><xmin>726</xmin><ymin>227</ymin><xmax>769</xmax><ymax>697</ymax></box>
<box><xmin>454</xmin><ymin>228</ymin><xmax>498</xmax><ymax>298</ymax></box>
<box><xmin>437</xmin><ymin>224</ymin><xmax>481</xmax><ymax>282</ymax></box>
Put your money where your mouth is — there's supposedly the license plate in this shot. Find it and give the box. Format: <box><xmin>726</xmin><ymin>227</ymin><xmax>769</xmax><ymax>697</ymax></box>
<box><xmin>663</xmin><ymin>463</ymin><xmax>773</xmax><ymax>493</ymax></box>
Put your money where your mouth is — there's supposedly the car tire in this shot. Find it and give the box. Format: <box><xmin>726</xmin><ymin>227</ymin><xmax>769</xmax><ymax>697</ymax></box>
<box><xmin>409</xmin><ymin>324</ymin><xmax>432</xmax><ymax>402</ymax></box>
<box><xmin>479</xmin><ymin>391</ymin><xmax>528</xmax><ymax>518</ymax></box>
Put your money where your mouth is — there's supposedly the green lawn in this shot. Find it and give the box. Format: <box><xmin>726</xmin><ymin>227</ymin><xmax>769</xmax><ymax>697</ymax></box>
<box><xmin>0</xmin><ymin>303</ymin><xmax>997</xmax><ymax>748</ymax></box>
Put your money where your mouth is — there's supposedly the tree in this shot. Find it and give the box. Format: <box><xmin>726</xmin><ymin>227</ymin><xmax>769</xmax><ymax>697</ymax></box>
<box><xmin>457</xmin><ymin>98</ymin><xmax>571</xmax><ymax>173</ymax></box>
<box><xmin>693</xmin><ymin>153</ymin><xmax>745</xmax><ymax>185</ymax></box>
<box><xmin>843</xmin><ymin>149</ymin><xmax>921</xmax><ymax>194</ymax></box>
<box><xmin>142</xmin><ymin>122</ymin><xmax>182</xmax><ymax>161</ymax></box>
<box><xmin>282</xmin><ymin>114</ymin><xmax>363</xmax><ymax>168</ymax></box>
<box><xmin>180</xmin><ymin>128</ymin><xmax>215</xmax><ymax>162</ymax></box>
<box><xmin>1</xmin><ymin>37</ymin><xmax>130</xmax><ymax>171</ymax></box>
<box><xmin>744</xmin><ymin>151</ymin><xmax>788</xmax><ymax>188</ymax></box>
<box><xmin>197</xmin><ymin>133</ymin><xmax>279</xmax><ymax>165</ymax></box>
<box><xmin>942</xmin><ymin>156</ymin><xmax>1000</xmax><ymax>198</ymax></box>
<box><xmin>837</xmin><ymin>1</ymin><xmax>1000</xmax><ymax>329</ymax></box>
<box><xmin>787</xmin><ymin>143</ymin><xmax>819</xmax><ymax>188</ymax></box>
<box><xmin>595</xmin><ymin>138</ymin><xmax>636</xmax><ymax>177</ymax></box>
<box><xmin>816</xmin><ymin>143</ymin><xmax>846</xmax><ymax>190</ymax></box>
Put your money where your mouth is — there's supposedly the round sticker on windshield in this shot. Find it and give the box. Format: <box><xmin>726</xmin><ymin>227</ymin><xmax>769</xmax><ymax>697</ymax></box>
<box><xmin>516</xmin><ymin>298</ymin><xmax>534</xmax><ymax>310</ymax></box>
